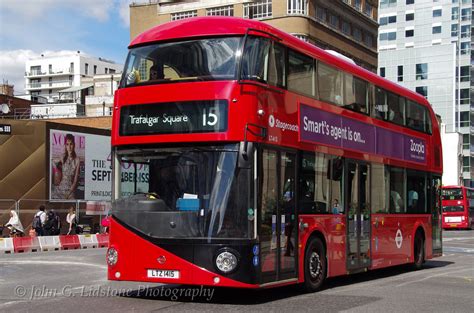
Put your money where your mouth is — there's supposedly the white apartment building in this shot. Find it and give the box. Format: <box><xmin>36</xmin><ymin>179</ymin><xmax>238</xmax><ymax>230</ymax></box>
<box><xmin>378</xmin><ymin>0</ymin><xmax>473</xmax><ymax>186</ymax></box>
<box><xmin>84</xmin><ymin>73</ymin><xmax>121</xmax><ymax>117</ymax></box>
<box><xmin>441</xmin><ymin>124</ymin><xmax>463</xmax><ymax>185</ymax></box>
<box><xmin>25</xmin><ymin>51</ymin><xmax>123</xmax><ymax>104</ymax></box>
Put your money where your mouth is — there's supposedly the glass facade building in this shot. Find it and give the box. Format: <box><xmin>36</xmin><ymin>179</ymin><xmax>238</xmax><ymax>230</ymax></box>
<box><xmin>378</xmin><ymin>0</ymin><xmax>473</xmax><ymax>186</ymax></box>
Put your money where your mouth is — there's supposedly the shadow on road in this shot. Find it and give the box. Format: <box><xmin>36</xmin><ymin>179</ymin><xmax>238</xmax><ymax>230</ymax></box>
<box><xmin>323</xmin><ymin>260</ymin><xmax>454</xmax><ymax>291</ymax></box>
<box><xmin>118</xmin><ymin>260</ymin><xmax>453</xmax><ymax>305</ymax></box>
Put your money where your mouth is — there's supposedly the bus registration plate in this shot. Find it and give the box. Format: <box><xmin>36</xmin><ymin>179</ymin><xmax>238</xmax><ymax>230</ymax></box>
<box><xmin>445</xmin><ymin>217</ymin><xmax>462</xmax><ymax>223</ymax></box>
<box><xmin>147</xmin><ymin>269</ymin><xmax>180</xmax><ymax>279</ymax></box>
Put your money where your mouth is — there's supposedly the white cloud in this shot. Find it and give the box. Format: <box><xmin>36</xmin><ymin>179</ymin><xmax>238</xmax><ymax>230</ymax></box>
<box><xmin>0</xmin><ymin>50</ymin><xmax>38</xmax><ymax>95</ymax></box>
<box><xmin>1</xmin><ymin>0</ymin><xmax>115</xmax><ymax>22</ymax></box>
<box><xmin>0</xmin><ymin>50</ymin><xmax>88</xmax><ymax>95</ymax></box>
<box><xmin>0</xmin><ymin>1</ymin><xmax>133</xmax><ymax>94</ymax></box>
<box><xmin>119</xmin><ymin>0</ymin><xmax>134</xmax><ymax>27</ymax></box>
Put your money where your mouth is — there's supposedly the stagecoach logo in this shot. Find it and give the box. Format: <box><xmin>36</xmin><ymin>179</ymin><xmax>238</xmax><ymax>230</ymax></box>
<box><xmin>268</xmin><ymin>114</ymin><xmax>298</xmax><ymax>132</ymax></box>
<box><xmin>395</xmin><ymin>229</ymin><xmax>403</xmax><ymax>249</ymax></box>
<box><xmin>268</xmin><ymin>115</ymin><xmax>275</xmax><ymax>127</ymax></box>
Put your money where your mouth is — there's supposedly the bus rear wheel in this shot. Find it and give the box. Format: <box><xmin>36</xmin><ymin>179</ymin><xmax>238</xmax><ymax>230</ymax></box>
<box><xmin>303</xmin><ymin>237</ymin><xmax>326</xmax><ymax>292</ymax></box>
<box><xmin>413</xmin><ymin>233</ymin><xmax>425</xmax><ymax>270</ymax></box>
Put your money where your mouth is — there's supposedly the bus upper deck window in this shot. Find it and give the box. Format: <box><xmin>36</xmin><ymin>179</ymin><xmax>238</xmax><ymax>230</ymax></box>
<box><xmin>241</xmin><ymin>36</ymin><xmax>271</xmax><ymax>83</ymax></box>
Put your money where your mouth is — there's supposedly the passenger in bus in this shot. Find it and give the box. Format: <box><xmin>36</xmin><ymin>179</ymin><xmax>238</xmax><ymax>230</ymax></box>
<box><xmin>390</xmin><ymin>190</ymin><xmax>404</xmax><ymax>213</ymax></box>
<box><xmin>408</xmin><ymin>189</ymin><xmax>419</xmax><ymax>211</ymax></box>
<box><xmin>408</xmin><ymin>110</ymin><xmax>424</xmax><ymax>131</ymax></box>
<box><xmin>389</xmin><ymin>105</ymin><xmax>404</xmax><ymax>125</ymax></box>
<box><xmin>149</xmin><ymin>64</ymin><xmax>164</xmax><ymax>80</ymax></box>
<box><xmin>332</xmin><ymin>199</ymin><xmax>341</xmax><ymax>214</ymax></box>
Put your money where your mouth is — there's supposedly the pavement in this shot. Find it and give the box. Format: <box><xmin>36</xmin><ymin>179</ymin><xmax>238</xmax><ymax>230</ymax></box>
<box><xmin>0</xmin><ymin>230</ymin><xmax>473</xmax><ymax>313</ymax></box>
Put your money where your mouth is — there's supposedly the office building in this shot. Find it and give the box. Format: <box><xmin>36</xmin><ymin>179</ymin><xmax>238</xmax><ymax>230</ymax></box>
<box><xmin>130</xmin><ymin>0</ymin><xmax>379</xmax><ymax>72</ymax></box>
<box><xmin>378</xmin><ymin>0</ymin><xmax>473</xmax><ymax>186</ymax></box>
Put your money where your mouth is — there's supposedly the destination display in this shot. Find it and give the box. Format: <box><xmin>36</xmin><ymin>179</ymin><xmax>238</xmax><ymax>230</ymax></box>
<box><xmin>299</xmin><ymin>104</ymin><xmax>426</xmax><ymax>164</ymax></box>
<box><xmin>120</xmin><ymin>100</ymin><xmax>228</xmax><ymax>136</ymax></box>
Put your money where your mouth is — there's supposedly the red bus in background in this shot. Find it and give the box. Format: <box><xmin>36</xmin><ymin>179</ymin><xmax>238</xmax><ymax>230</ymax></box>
<box><xmin>108</xmin><ymin>17</ymin><xmax>443</xmax><ymax>291</ymax></box>
<box><xmin>442</xmin><ymin>186</ymin><xmax>474</xmax><ymax>229</ymax></box>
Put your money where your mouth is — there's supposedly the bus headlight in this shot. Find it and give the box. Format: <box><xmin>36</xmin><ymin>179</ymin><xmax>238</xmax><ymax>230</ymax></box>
<box><xmin>215</xmin><ymin>249</ymin><xmax>239</xmax><ymax>274</ymax></box>
<box><xmin>107</xmin><ymin>247</ymin><xmax>118</xmax><ymax>266</ymax></box>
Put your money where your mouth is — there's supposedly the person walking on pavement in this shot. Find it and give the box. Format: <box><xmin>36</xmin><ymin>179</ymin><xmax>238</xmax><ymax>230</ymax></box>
<box><xmin>66</xmin><ymin>206</ymin><xmax>76</xmax><ymax>235</ymax></box>
<box><xmin>5</xmin><ymin>210</ymin><xmax>24</xmax><ymax>237</ymax></box>
<box><xmin>32</xmin><ymin>205</ymin><xmax>46</xmax><ymax>236</ymax></box>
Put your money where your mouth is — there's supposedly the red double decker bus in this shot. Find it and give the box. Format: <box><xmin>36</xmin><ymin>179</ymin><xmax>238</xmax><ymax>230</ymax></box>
<box><xmin>442</xmin><ymin>186</ymin><xmax>474</xmax><ymax>229</ymax></box>
<box><xmin>108</xmin><ymin>17</ymin><xmax>443</xmax><ymax>291</ymax></box>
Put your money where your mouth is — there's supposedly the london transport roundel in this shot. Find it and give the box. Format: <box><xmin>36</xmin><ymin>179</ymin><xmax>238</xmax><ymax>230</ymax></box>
<box><xmin>395</xmin><ymin>229</ymin><xmax>403</xmax><ymax>249</ymax></box>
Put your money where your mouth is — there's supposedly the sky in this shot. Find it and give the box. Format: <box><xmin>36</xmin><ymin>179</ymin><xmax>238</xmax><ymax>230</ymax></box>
<box><xmin>0</xmin><ymin>0</ymin><xmax>135</xmax><ymax>95</ymax></box>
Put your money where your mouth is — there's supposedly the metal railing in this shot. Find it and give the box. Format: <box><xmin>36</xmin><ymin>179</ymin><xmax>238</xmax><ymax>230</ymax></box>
<box><xmin>1</xmin><ymin>199</ymin><xmax>110</xmax><ymax>237</ymax></box>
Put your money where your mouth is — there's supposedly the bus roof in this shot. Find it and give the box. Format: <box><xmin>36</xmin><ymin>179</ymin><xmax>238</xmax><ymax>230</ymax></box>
<box><xmin>130</xmin><ymin>17</ymin><xmax>433</xmax><ymax>114</ymax></box>
<box><xmin>443</xmin><ymin>186</ymin><xmax>473</xmax><ymax>189</ymax></box>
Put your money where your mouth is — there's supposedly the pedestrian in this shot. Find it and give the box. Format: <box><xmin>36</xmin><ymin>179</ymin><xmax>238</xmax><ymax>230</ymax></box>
<box><xmin>101</xmin><ymin>215</ymin><xmax>111</xmax><ymax>233</ymax></box>
<box><xmin>32</xmin><ymin>205</ymin><xmax>46</xmax><ymax>236</ymax></box>
<box><xmin>66</xmin><ymin>206</ymin><xmax>76</xmax><ymax>235</ymax></box>
<box><xmin>5</xmin><ymin>210</ymin><xmax>24</xmax><ymax>237</ymax></box>
<box><xmin>44</xmin><ymin>210</ymin><xmax>61</xmax><ymax>236</ymax></box>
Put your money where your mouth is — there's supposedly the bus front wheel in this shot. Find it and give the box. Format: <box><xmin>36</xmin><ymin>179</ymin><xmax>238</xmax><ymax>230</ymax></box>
<box><xmin>303</xmin><ymin>237</ymin><xmax>327</xmax><ymax>292</ymax></box>
<box><xmin>413</xmin><ymin>233</ymin><xmax>425</xmax><ymax>270</ymax></box>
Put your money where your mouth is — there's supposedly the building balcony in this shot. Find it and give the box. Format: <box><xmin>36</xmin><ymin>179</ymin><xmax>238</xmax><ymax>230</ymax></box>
<box><xmin>25</xmin><ymin>81</ymin><xmax>73</xmax><ymax>90</ymax></box>
<box><xmin>25</xmin><ymin>68</ymin><xmax>74</xmax><ymax>78</ymax></box>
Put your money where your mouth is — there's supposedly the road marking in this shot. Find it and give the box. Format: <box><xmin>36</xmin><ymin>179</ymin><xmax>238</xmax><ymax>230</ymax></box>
<box><xmin>0</xmin><ymin>260</ymin><xmax>107</xmax><ymax>269</ymax></box>
<box><xmin>395</xmin><ymin>268</ymin><xmax>473</xmax><ymax>287</ymax></box>
<box><xmin>443</xmin><ymin>237</ymin><xmax>474</xmax><ymax>242</ymax></box>
<box><xmin>327</xmin><ymin>265</ymin><xmax>468</xmax><ymax>294</ymax></box>
<box><xmin>443</xmin><ymin>247</ymin><xmax>474</xmax><ymax>254</ymax></box>
<box><xmin>0</xmin><ymin>300</ymin><xmax>29</xmax><ymax>309</ymax></box>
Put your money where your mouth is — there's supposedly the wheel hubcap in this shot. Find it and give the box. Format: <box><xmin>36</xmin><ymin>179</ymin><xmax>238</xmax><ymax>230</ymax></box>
<box><xmin>309</xmin><ymin>251</ymin><xmax>321</xmax><ymax>279</ymax></box>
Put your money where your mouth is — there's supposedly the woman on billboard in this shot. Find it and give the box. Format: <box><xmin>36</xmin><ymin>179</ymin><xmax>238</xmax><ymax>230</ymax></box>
<box><xmin>52</xmin><ymin>133</ymin><xmax>80</xmax><ymax>199</ymax></box>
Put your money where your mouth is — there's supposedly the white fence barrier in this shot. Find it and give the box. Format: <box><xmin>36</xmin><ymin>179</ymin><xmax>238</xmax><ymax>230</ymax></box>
<box><xmin>38</xmin><ymin>236</ymin><xmax>62</xmax><ymax>251</ymax></box>
<box><xmin>78</xmin><ymin>234</ymin><xmax>98</xmax><ymax>249</ymax></box>
<box><xmin>0</xmin><ymin>237</ymin><xmax>15</xmax><ymax>254</ymax></box>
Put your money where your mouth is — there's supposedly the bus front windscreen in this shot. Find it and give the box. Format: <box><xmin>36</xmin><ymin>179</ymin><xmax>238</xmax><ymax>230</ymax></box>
<box><xmin>442</xmin><ymin>188</ymin><xmax>463</xmax><ymax>200</ymax></box>
<box><xmin>442</xmin><ymin>206</ymin><xmax>465</xmax><ymax>212</ymax></box>
<box><xmin>113</xmin><ymin>144</ymin><xmax>254</xmax><ymax>240</ymax></box>
<box><xmin>121</xmin><ymin>37</ymin><xmax>241</xmax><ymax>87</ymax></box>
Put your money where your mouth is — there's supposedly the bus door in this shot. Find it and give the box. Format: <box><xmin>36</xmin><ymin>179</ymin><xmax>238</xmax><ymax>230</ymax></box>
<box><xmin>259</xmin><ymin>149</ymin><xmax>298</xmax><ymax>284</ymax></box>
<box><xmin>345</xmin><ymin>160</ymin><xmax>371</xmax><ymax>271</ymax></box>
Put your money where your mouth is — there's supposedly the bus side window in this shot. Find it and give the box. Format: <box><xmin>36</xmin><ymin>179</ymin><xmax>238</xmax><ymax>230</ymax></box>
<box><xmin>344</xmin><ymin>75</ymin><xmax>368</xmax><ymax>115</ymax></box>
<box><xmin>373</xmin><ymin>87</ymin><xmax>387</xmax><ymax>120</ymax></box>
<box><xmin>406</xmin><ymin>100</ymin><xmax>425</xmax><ymax>132</ymax></box>
<box><xmin>299</xmin><ymin>153</ymin><xmax>317</xmax><ymax>213</ymax></box>
<box><xmin>387</xmin><ymin>92</ymin><xmax>404</xmax><ymax>125</ymax></box>
<box><xmin>318</xmin><ymin>62</ymin><xmax>343</xmax><ymax>106</ymax></box>
<box><xmin>407</xmin><ymin>171</ymin><xmax>427</xmax><ymax>214</ymax></box>
<box><xmin>389</xmin><ymin>167</ymin><xmax>405</xmax><ymax>213</ymax></box>
<box><xmin>267</xmin><ymin>43</ymin><xmax>286</xmax><ymax>88</ymax></box>
<box><xmin>241</xmin><ymin>36</ymin><xmax>271</xmax><ymax>83</ymax></box>
<box><xmin>424</xmin><ymin>107</ymin><xmax>432</xmax><ymax>134</ymax></box>
<box><xmin>288</xmin><ymin>49</ymin><xmax>315</xmax><ymax>97</ymax></box>
<box><xmin>371</xmin><ymin>163</ymin><xmax>387</xmax><ymax>213</ymax></box>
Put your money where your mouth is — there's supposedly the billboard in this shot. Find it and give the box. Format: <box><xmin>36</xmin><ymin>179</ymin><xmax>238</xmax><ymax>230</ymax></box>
<box><xmin>49</xmin><ymin>129</ymin><xmax>111</xmax><ymax>201</ymax></box>
<box><xmin>299</xmin><ymin>104</ymin><xmax>426</xmax><ymax>164</ymax></box>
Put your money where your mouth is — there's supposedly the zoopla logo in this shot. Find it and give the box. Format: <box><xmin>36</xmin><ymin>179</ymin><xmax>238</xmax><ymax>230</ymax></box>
<box><xmin>268</xmin><ymin>115</ymin><xmax>275</xmax><ymax>127</ymax></box>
